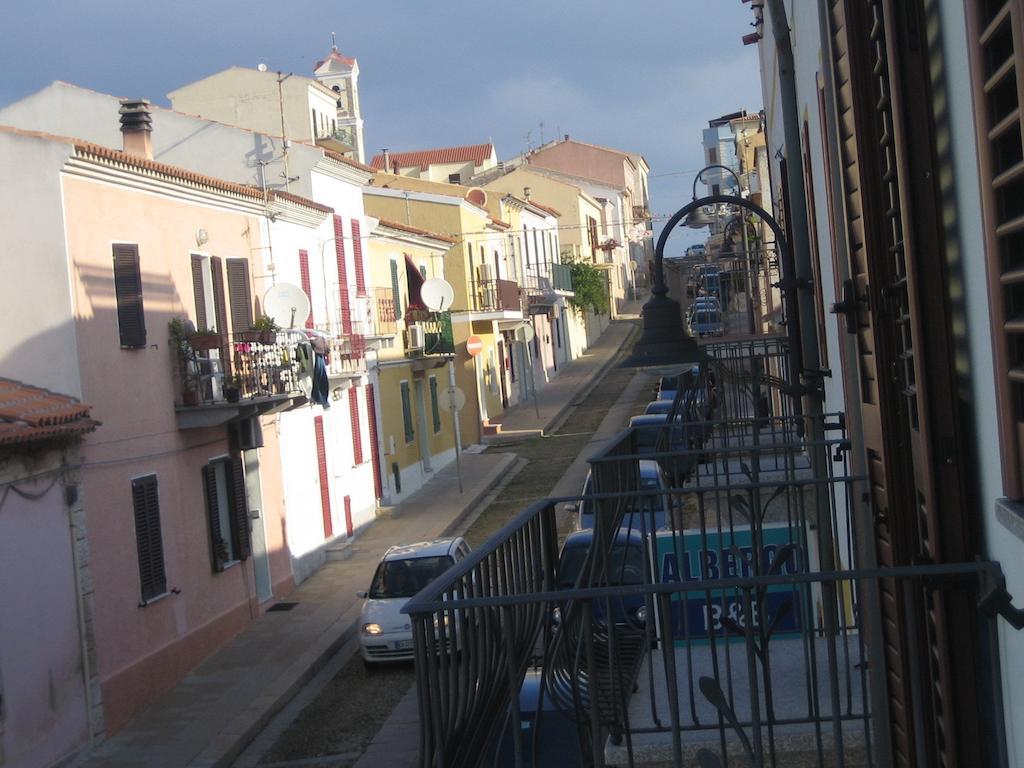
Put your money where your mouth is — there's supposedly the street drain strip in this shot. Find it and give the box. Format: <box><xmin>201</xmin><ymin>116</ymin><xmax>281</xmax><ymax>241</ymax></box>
<box><xmin>267</xmin><ymin>601</ymin><xmax>299</xmax><ymax>612</ymax></box>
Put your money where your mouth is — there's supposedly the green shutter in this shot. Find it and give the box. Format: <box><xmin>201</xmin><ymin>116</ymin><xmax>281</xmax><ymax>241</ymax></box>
<box><xmin>401</xmin><ymin>381</ymin><xmax>414</xmax><ymax>442</ymax></box>
<box><xmin>390</xmin><ymin>259</ymin><xmax>403</xmax><ymax>320</ymax></box>
<box><xmin>430</xmin><ymin>377</ymin><xmax>441</xmax><ymax>433</ymax></box>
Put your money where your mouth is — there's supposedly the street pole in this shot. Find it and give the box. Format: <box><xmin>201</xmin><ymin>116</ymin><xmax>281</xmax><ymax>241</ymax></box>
<box><xmin>447</xmin><ymin>357</ymin><xmax>464</xmax><ymax>494</ymax></box>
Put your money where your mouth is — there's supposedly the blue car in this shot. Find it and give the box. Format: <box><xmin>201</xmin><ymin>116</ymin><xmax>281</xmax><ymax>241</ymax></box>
<box><xmin>575</xmin><ymin>460</ymin><xmax>672</xmax><ymax>532</ymax></box>
<box><xmin>558</xmin><ymin>528</ymin><xmax>649</xmax><ymax>629</ymax></box>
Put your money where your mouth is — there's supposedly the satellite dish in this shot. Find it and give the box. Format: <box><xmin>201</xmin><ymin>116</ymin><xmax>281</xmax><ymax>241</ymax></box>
<box><xmin>421</xmin><ymin>278</ymin><xmax>455</xmax><ymax>312</ymax></box>
<box><xmin>257</xmin><ymin>62</ymin><xmax>268</xmax><ymax>72</ymax></box>
<box><xmin>264</xmin><ymin>282</ymin><xmax>311</xmax><ymax>329</ymax></box>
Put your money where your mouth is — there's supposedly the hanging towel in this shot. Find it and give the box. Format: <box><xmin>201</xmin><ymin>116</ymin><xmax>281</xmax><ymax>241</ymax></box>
<box><xmin>311</xmin><ymin>352</ymin><xmax>331</xmax><ymax>408</ymax></box>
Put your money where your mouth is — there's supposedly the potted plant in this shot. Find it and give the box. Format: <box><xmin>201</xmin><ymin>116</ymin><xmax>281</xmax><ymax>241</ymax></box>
<box><xmin>170</xmin><ymin>317</ymin><xmax>201</xmax><ymax>406</ymax></box>
<box><xmin>187</xmin><ymin>326</ymin><xmax>223</xmax><ymax>351</ymax></box>
<box><xmin>182</xmin><ymin>376</ymin><xmax>201</xmax><ymax>406</ymax></box>
<box><xmin>223</xmin><ymin>373</ymin><xmax>242</xmax><ymax>403</ymax></box>
<box><xmin>251</xmin><ymin>314</ymin><xmax>280</xmax><ymax>344</ymax></box>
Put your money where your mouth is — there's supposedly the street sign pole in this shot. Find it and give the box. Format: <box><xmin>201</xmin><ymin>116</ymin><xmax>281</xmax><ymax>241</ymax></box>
<box><xmin>447</xmin><ymin>357</ymin><xmax>463</xmax><ymax>494</ymax></box>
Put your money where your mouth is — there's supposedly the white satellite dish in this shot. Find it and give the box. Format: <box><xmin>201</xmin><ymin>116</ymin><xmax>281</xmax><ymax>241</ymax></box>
<box><xmin>420</xmin><ymin>278</ymin><xmax>455</xmax><ymax>312</ymax></box>
<box><xmin>263</xmin><ymin>282</ymin><xmax>311</xmax><ymax>329</ymax></box>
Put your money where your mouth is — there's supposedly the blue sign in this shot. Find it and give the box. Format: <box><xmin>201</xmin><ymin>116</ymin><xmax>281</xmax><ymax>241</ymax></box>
<box><xmin>654</xmin><ymin>524</ymin><xmax>805</xmax><ymax>642</ymax></box>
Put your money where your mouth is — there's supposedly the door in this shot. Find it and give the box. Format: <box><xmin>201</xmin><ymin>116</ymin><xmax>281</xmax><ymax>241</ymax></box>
<box><xmin>827</xmin><ymin>1</ymin><xmax>981</xmax><ymax>764</ymax></box>
<box><xmin>414</xmin><ymin>378</ymin><xmax>431</xmax><ymax>471</ymax></box>
<box><xmin>497</xmin><ymin>338</ymin><xmax>509</xmax><ymax>408</ymax></box>
<box><xmin>242</xmin><ymin>449</ymin><xmax>273</xmax><ymax>602</ymax></box>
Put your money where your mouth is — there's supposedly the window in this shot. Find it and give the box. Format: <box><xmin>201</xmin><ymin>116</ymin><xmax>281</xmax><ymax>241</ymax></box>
<box><xmin>132</xmin><ymin>474</ymin><xmax>166</xmax><ymax>602</ymax></box>
<box><xmin>350</xmin><ymin>387</ymin><xmax>364</xmax><ymax>464</ymax></box>
<box><xmin>400</xmin><ymin>380</ymin><xmax>415</xmax><ymax>442</ymax></box>
<box><xmin>448</xmin><ymin>173</ymin><xmax>462</xmax><ymax>184</ymax></box>
<box><xmin>226</xmin><ymin>258</ymin><xmax>253</xmax><ymax>334</ymax></box>
<box><xmin>202</xmin><ymin>457</ymin><xmax>251</xmax><ymax>572</ymax></box>
<box><xmin>709</xmin><ymin>147</ymin><xmax>718</xmax><ymax>164</ymax></box>
<box><xmin>429</xmin><ymin>376</ymin><xmax>441</xmax><ymax>433</ymax></box>
<box><xmin>587</xmin><ymin>217</ymin><xmax>599</xmax><ymax>256</ymax></box>
<box><xmin>113</xmin><ymin>243</ymin><xmax>146</xmax><ymax>348</ymax></box>
<box><xmin>390</xmin><ymin>258</ymin><xmax>403</xmax><ymax>320</ymax></box>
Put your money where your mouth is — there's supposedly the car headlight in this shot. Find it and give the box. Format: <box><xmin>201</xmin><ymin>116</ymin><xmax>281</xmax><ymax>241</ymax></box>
<box><xmin>552</xmin><ymin>606</ymin><xmax>562</xmax><ymax>624</ymax></box>
<box><xmin>433</xmin><ymin>614</ymin><xmax>450</xmax><ymax>630</ymax></box>
<box><xmin>362</xmin><ymin>622</ymin><xmax>383</xmax><ymax>635</ymax></box>
<box><xmin>633</xmin><ymin>606</ymin><xmax>647</xmax><ymax>623</ymax></box>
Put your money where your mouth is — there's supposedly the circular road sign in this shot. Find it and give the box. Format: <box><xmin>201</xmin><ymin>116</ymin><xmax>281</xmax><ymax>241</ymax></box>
<box><xmin>466</xmin><ymin>335</ymin><xmax>483</xmax><ymax>357</ymax></box>
<box><xmin>439</xmin><ymin>386</ymin><xmax>467</xmax><ymax>412</ymax></box>
<box><xmin>515</xmin><ymin>322</ymin><xmax>535</xmax><ymax>343</ymax></box>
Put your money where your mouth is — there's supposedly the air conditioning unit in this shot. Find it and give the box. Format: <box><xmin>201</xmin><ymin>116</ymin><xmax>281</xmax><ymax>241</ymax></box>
<box><xmin>407</xmin><ymin>323</ymin><xmax>425</xmax><ymax>350</ymax></box>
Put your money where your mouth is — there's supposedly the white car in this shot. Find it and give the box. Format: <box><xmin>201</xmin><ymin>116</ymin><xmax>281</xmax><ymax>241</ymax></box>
<box><xmin>357</xmin><ymin>537</ymin><xmax>471</xmax><ymax>665</ymax></box>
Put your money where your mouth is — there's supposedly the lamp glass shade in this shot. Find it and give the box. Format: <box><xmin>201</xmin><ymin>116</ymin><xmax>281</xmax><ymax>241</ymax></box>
<box><xmin>620</xmin><ymin>292</ymin><xmax>705</xmax><ymax>369</ymax></box>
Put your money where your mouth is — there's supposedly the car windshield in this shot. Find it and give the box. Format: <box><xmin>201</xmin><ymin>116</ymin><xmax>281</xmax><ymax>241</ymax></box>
<box><xmin>558</xmin><ymin>542</ymin><xmax>645</xmax><ymax>588</ymax></box>
<box><xmin>369</xmin><ymin>555</ymin><xmax>455</xmax><ymax>599</ymax></box>
<box><xmin>579</xmin><ymin>473</ymin><xmax>666</xmax><ymax>520</ymax></box>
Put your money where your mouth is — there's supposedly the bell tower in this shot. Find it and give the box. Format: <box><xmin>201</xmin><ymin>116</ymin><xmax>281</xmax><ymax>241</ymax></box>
<box><xmin>313</xmin><ymin>37</ymin><xmax>365</xmax><ymax>164</ymax></box>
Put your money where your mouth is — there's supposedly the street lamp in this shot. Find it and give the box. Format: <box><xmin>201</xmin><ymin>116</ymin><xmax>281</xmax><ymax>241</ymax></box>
<box><xmin>684</xmin><ymin>164</ymin><xmax>743</xmax><ymax>230</ymax></box>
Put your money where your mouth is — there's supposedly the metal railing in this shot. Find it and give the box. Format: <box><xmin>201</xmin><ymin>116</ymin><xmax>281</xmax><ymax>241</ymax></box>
<box><xmin>402</xmin><ymin>336</ymin><xmax>1012</xmax><ymax>767</ymax></box>
<box><xmin>176</xmin><ymin>331</ymin><xmax>304</xmax><ymax>405</ymax></box>
<box><xmin>470</xmin><ymin>278</ymin><xmax>523</xmax><ymax>313</ymax></box>
<box><xmin>371</xmin><ymin>287</ymin><xmax>399</xmax><ymax>336</ymax></box>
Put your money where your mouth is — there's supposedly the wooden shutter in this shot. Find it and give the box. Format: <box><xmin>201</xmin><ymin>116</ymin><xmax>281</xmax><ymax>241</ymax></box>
<box><xmin>333</xmin><ymin>215</ymin><xmax>352</xmax><ymax>334</ymax></box>
<box><xmin>191</xmin><ymin>254</ymin><xmax>208</xmax><ymax>331</ymax></box>
<box><xmin>401</xmin><ymin>381</ymin><xmax>414</xmax><ymax>442</ymax></box>
<box><xmin>351</xmin><ymin>218</ymin><xmax>367</xmax><ymax>297</ymax></box>
<box><xmin>202</xmin><ymin>463</ymin><xmax>225</xmax><ymax>572</ymax></box>
<box><xmin>967</xmin><ymin>0</ymin><xmax>1024</xmax><ymax>499</ymax></box>
<box><xmin>132</xmin><ymin>474</ymin><xmax>166</xmax><ymax>601</ymax></box>
<box><xmin>366</xmin><ymin>384</ymin><xmax>383</xmax><ymax>499</ymax></box>
<box><xmin>227</xmin><ymin>457</ymin><xmax>251</xmax><ymax>560</ymax></box>
<box><xmin>430</xmin><ymin>377</ymin><xmax>441</xmax><ymax>432</ymax></box>
<box><xmin>314</xmin><ymin>415</ymin><xmax>333</xmax><ymax>538</ymax></box>
<box><xmin>390</xmin><ymin>259</ymin><xmax>403</xmax><ymax>320</ymax></box>
<box><xmin>349</xmin><ymin>387</ymin><xmax>363</xmax><ymax>465</ymax></box>
<box><xmin>112</xmin><ymin>244</ymin><xmax>146</xmax><ymax>348</ymax></box>
<box><xmin>299</xmin><ymin>249</ymin><xmax>314</xmax><ymax>329</ymax></box>
<box><xmin>226</xmin><ymin>259</ymin><xmax>253</xmax><ymax>334</ymax></box>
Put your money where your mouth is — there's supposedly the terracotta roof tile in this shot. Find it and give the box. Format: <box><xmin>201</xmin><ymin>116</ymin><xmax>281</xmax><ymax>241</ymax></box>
<box><xmin>488</xmin><ymin>217</ymin><xmax>511</xmax><ymax>230</ymax></box>
<box><xmin>271</xmin><ymin>190</ymin><xmax>334</xmax><ymax>214</ymax></box>
<box><xmin>375</xmin><ymin>218</ymin><xmax>457</xmax><ymax>244</ymax></box>
<box><xmin>530</xmin><ymin>201</ymin><xmax>562</xmax><ymax>218</ymax></box>
<box><xmin>370</xmin><ymin>143</ymin><xmax>494</xmax><ymax>171</ymax></box>
<box><xmin>0</xmin><ymin>379</ymin><xmax>99</xmax><ymax>446</ymax></box>
<box><xmin>321</xmin><ymin>149</ymin><xmax>376</xmax><ymax>173</ymax></box>
<box><xmin>315</xmin><ymin>49</ymin><xmax>357</xmax><ymax>69</ymax></box>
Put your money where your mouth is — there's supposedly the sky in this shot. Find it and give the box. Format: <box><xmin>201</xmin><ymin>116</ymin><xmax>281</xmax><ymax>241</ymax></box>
<box><xmin>2</xmin><ymin>0</ymin><xmax>764</xmax><ymax>250</ymax></box>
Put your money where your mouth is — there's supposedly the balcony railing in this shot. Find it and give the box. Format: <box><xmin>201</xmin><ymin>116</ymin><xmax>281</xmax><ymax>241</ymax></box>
<box><xmin>552</xmin><ymin>262</ymin><xmax>573</xmax><ymax>292</ymax></box>
<box><xmin>469</xmin><ymin>278</ymin><xmax>522</xmax><ymax>313</ymax></box>
<box><xmin>370</xmin><ymin>287</ymin><xmax>399</xmax><ymax>336</ymax></box>
<box><xmin>402</xmin><ymin>337</ymin><xmax>1011</xmax><ymax>767</ymax></box>
<box><xmin>176</xmin><ymin>331</ymin><xmax>304</xmax><ymax>406</ymax></box>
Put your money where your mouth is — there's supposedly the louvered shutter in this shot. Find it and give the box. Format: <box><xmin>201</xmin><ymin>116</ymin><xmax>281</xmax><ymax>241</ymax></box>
<box><xmin>401</xmin><ymin>381</ymin><xmax>414</xmax><ymax>442</ymax></box>
<box><xmin>314</xmin><ymin>416</ymin><xmax>333</xmax><ymax>537</ymax></box>
<box><xmin>968</xmin><ymin>0</ymin><xmax>1024</xmax><ymax>498</ymax></box>
<box><xmin>390</xmin><ymin>259</ymin><xmax>403</xmax><ymax>320</ymax></box>
<box><xmin>333</xmin><ymin>215</ymin><xmax>352</xmax><ymax>334</ymax></box>
<box><xmin>132</xmin><ymin>474</ymin><xmax>166</xmax><ymax>601</ymax></box>
<box><xmin>430</xmin><ymin>377</ymin><xmax>441</xmax><ymax>432</ymax></box>
<box><xmin>351</xmin><ymin>218</ymin><xmax>367</xmax><ymax>297</ymax></box>
<box><xmin>227</xmin><ymin>457</ymin><xmax>251</xmax><ymax>560</ymax></box>
<box><xmin>210</xmin><ymin>257</ymin><xmax>228</xmax><ymax>334</ymax></box>
<box><xmin>349</xmin><ymin>387</ymin><xmax>363</xmax><ymax>465</ymax></box>
<box><xmin>202</xmin><ymin>464</ymin><xmax>225</xmax><ymax>572</ymax></box>
<box><xmin>113</xmin><ymin>244</ymin><xmax>146</xmax><ymax>348</ymax></box>
<box><xmin>191</xmin><ymin>254</ymin><xmax>207</xmax><ymax>331</ymax></box>
<box><xmin>226</xmin><ymin>259</ymin><xmax>253</xmax><ymax>334</ymax></box>
<box><xmin>366</xmin><ymin>384</ymin><xmax>383</xmax><ymax>499</ymax></box>
<box><xmin>298</xmin><ymin>249</ymin><xmax>314</xmax><ymax>329</ymax></box>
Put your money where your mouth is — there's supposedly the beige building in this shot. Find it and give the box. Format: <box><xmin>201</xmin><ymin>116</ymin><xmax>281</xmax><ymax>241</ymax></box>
<box><xmin>370</xmin><ymin>143</ymin><xmax>498</xmax><ymax>185</ymax></box>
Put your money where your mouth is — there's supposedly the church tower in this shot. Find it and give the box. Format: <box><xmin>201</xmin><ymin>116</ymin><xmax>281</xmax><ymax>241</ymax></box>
<box><xmin>313</xmin><ymin>39</ymin><xmax>365</xmax><ymax>163</ymax></box>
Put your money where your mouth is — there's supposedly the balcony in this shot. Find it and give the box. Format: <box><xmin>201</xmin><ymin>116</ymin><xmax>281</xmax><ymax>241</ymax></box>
<box><xmin>467</xmin><ymin>278</ymin><xmax>523</xmax><ymax>317</ymax></box>
<box><xmin>174</xmin><ymin>330</ymin><xmax>308</xmax><ymax>429</ymax></box>
<box><xmin>523</xmin><ymin>269</ymin><xmax>557</xmax><ymax>313</ymax></box>
<box><xmin>552</xmin><ymin>262</ymin><xmax>574</xmax><ymax>293</ymax></box>
<box><xmin>368</xmin><ymin>287</ymin><xmax>399</xmax><ymax>337</ymax></box>
<box><xmin>402</xmin><ymin>336</ymin><xmax>1011</xmax><ymax>767</ymax></box>
<box><xmin>404</xmin><ymin>311</ymin><xmax>455</xmax><ymax>359</ymax></box>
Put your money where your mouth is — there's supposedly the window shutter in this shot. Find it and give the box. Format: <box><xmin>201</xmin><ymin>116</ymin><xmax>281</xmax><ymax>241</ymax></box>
<box><xmin>333</xmin><ymin>215</ymin><xmax>352</xmax><ymax>334</ymax></box>
<box><xmin>191</xmin><ymin>254</ymin><xmax>207</xmax><ymax>332</ymax></box>
<box><xmin>366</xmin><ymin>384</ymin><xmax>383</xmax><ymax>499</ymax></box>
<box><xmin>298</xmin><ymin>249</ymin><xmax>314</xmax><ymax>329</ymax></box>
<box><xmin>390</xmin><ymin>259</ymin><xmax>403</xmax><ymax>320</ymax></box>
<box><xmin>314</xmin><ymin>415</ymin><xmax>333</xmax><ymax>537</ymax></box>
<box><xmin>400</xmin><ymin>381</ymin><xmax>414</xmax><ymax>442</ymax></box>
<box><xmin>430</xmin><ymin>377</ymin><xmax>441</xmax><ymax>433</ymax></box>
<box><xmin>351</xmin><ymin>218</ymin><xmax>367</xmax><ymax>297</ymax></box>
<box><xmin>349</xmin><ymin>387</ymin><xmax>363</xmax><ymax>465</ymax></box>
<box><xmin>132</xmin><ymin>474</ymin><xmax>166</xmax><ymax>601</ymax></box>
<box><xmin>112</xmin><ymin>244</ymin><xmax>146</xmax><ymax>348</ymax></box>
<box><xmin>968</xmin><ymin>0</ymin><xmax>1024</xmax><ymax>498</ymax></box>
<box><xmin>226</xmin><ymin>259</ymin><xmax>253</xmax><ymax>334</ymax></box>
<box><xmin>227</xmin><ymin>457</ymin><xmax>251</xmax><ymax>560</ymax></box>
<box><xmin>210</xmin><ymin>256</ymin><xmax>228</xmax><ymax>334</ymax></box>
<box><xmin>202</xmin><ymin>464</ymin><xmax>225</xmax><ymax>572</ymax></box>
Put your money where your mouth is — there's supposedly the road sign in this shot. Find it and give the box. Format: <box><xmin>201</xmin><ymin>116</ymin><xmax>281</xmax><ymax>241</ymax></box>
<box><xmin>515</xmin><ymin>322</ymin><xmax>535</xmax><ymax>343</ymax></box>
<box><xmin>439</xmin><ymin>386</ymin><xmax>466</xmax><ymax>412</ymax></box>
<box><xmin>466</xmin><ymin>335</ymin><xmax>483</xmax><ymax>357</ymax></box>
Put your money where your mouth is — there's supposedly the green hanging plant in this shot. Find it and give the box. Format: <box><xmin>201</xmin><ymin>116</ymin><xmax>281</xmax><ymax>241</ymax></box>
<box><xmin>563</xmin><ymin>252</ymin><xmax>609</xmax><ymax>316</ymax></box>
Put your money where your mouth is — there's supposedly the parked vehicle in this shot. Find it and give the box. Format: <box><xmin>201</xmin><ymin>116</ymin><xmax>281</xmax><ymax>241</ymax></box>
<box><xmin>557</xmin><ymin>528</ymin><xmax>648</xmax><ymax>629</ymax></box>
<box><xmin>575</xmin><ymin>460</ymin><xmax>673</xmax><ymax>532</ymax></box>
<box><xmin>357</xmin><ymin>537</ymin><xmax>471</xmax><ymax>665</ymax></box>
<box><xmin>688</xmin><ymin>296</ymin><xmax>723</xmax><ymax>337</ymax></box>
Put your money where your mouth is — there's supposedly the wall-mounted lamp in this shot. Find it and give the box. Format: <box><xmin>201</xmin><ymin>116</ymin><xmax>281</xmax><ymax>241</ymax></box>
<box><xmin>742</xmin><ymin>32</ymin><xmax>762</xmax><ymax>45</ymax></box>
<box><xmin>196</xmin><ymin>228</ymin><xmax>209</xmax><ymax>247</ymax></box>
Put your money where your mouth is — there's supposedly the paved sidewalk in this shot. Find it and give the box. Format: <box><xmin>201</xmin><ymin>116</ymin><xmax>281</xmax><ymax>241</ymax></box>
<box><xmin>82</xmin><ymin>313</ymin><xmax>644</xmax><ymax>768</ymax></box>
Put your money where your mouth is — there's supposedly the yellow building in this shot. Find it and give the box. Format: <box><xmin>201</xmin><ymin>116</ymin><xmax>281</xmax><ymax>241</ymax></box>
<box><xmin>366</xmin><ymin>218</ymin><xmax>458</xmax><ymax>503</ymax></box>
<box><xmin>364</xmin><ymin>174</ymin><xmax>524</xmax><ymax>445</ymax></box>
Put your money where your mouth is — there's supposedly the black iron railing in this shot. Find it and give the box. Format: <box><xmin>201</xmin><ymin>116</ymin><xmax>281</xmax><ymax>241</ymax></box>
<box><xmin>470</xmin><ymin>278</ymin><xmax>523</xmax><ymax>312</ymax></box>
<box><xmin>402</xmin><ymin>335</ymin><xmax>1014</xmax><ymax>767</ymax></box>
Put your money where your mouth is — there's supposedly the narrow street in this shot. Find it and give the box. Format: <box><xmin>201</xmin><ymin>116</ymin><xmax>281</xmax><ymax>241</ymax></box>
<box><xmin>233</xmin><ymin>322</ymin><xmax>653</xmax><ymax>767</ymax></box>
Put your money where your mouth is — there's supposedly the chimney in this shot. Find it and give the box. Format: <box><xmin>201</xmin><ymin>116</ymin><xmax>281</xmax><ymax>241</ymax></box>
<box><xmin>563</xmin><ymin>133</ymin><xmax>569</xmax><ymax>141</ymax></box>
<box><xmin>119</xmin><ymin>99</ymin><xmax>153</xmax><ymax>160</ymax></box>
<box><xmin>381</xmin><ymin>148</ymin><xmax>390</xmax><ymax>172</ymax></box>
